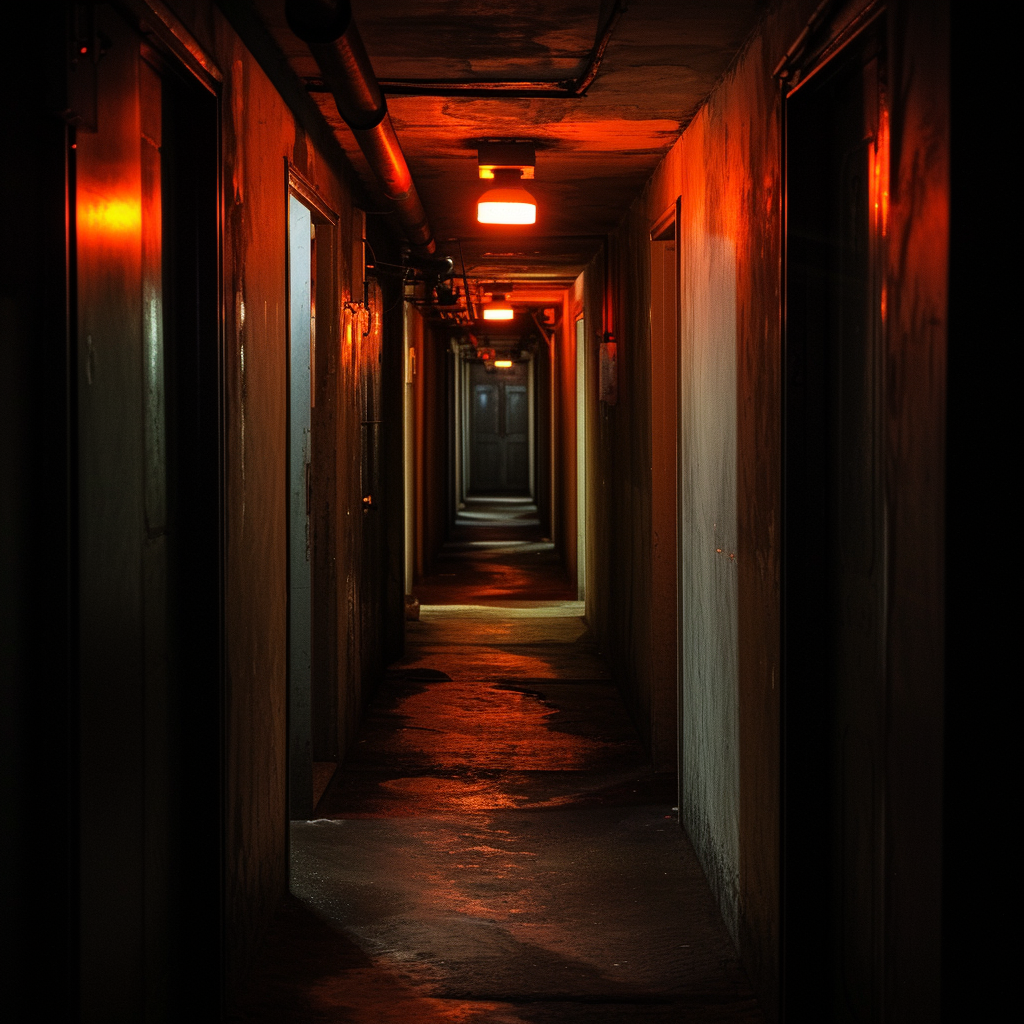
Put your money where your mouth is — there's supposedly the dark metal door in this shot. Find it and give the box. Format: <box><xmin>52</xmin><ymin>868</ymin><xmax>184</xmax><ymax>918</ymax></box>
<box><xmin>72</xmin><ymin>7</ymin><xmax>222</xmax><ymax>1011</ymax></box>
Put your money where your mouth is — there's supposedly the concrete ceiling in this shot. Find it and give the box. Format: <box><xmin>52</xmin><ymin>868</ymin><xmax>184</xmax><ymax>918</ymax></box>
<box><xmin>259</xmin><ymin>0</ymin><xmax>769</xmax><ymax>283</ymax></box>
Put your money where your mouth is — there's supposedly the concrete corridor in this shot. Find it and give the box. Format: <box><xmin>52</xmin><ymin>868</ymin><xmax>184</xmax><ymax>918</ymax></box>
<box><xmin>232</xmin><ymin>533</ymin><xmax>763</xmax><ymax>1023</ymax></box>
<box><xmin>3</xmin><ymin>4</ymin><xmax>980</xmax><ymax>1019</ymax></box>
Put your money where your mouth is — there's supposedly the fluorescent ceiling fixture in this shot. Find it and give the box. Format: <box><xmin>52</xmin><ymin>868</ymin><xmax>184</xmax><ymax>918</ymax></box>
<box><xmin>494</xmin><ymin>359</ymin><xmax>514</xmax><ymax>368</ymax></box>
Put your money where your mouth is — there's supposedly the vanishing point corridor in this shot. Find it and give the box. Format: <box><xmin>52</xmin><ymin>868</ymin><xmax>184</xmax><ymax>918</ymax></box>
<box><xmin>6</xmin><ymin>2</ymin><xmax>998</xmax><ymax>1021</ymax></box>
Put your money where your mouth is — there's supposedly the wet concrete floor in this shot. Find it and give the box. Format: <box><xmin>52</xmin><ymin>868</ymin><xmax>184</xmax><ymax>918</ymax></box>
<box><xmin>414</xmin><ymin>498</ymin><xmax>577</xmax><ymax>607</ymax></box>
<box><xmin>232</xmin><ymin>509</ymin><xmax>763</xmax><ymax>1023</ymax></box>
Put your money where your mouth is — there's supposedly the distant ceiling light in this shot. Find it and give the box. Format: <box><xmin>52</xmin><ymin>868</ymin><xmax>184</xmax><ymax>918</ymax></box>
<box><xmin>493</xmin><ymin>359</ymin><xmax>514</xmax><ymax>368</ymax></box>
<box><xmin>483</xmin><ymin>294</ymin><xmax>514</xmax><ymax>320</ymax></box>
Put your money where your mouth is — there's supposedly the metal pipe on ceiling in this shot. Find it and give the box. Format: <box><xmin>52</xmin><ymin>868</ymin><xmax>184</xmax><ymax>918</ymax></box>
<box><xmin>286</xmin><ymin>0</ymin><xmax>435</xmax><ymax>254</ymax></box>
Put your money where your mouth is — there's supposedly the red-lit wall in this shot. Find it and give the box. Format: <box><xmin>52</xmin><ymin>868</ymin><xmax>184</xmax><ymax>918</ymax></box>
<box><xmin>586</xmin><ymin>0</ymin><xmax>949</xmax><ymax>1016</ymax></box>
<box><xmin>217</xmin><ymin>16</ymin><xmax>379</xmax><ymax>991</ymax></box>
<box><xmin>2</xmin><ymin>2</ymin><xmax>400</xmax><ymax>1011</ymax></box>
<box><xmin>553</xmin><ymin>290</ymin><xmax>580</xmax><ymax>586</ymax></box>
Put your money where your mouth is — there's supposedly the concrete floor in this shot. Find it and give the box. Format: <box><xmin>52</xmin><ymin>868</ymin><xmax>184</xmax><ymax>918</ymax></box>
<box><xmin>231</xmin><ymin>515</ymin><xmax>763</xmax><ymax>1022</ymax></box>
<box><xmin>414</xmin><ymin>498</ymin><xmax>577</xmax><ymax>607</ymax></box>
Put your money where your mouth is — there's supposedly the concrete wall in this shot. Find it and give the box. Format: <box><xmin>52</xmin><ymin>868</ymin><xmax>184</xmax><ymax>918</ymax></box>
<box><xmin>1</xmin><ymin>2</ymin><xmax>399</xmax><ymax>1012</ymax></box>
<box><xmin>586</xmin><ymin>4</ymin><xmax>819</xmax><ymax>1007</ymax></box>
<box><xmin>207</xmin><ymin>3</ymin><xmax>391</xmax><ymax>989</ymax></box>
<box><xmin>589</xmin><ymin>0</ymin><xmax>949</xmax><ymax>1016</ymax></box>
<box><xmin>661</xmin><ymin>6</ymin><xmax>791</xmax><ymax>987</ymax></box>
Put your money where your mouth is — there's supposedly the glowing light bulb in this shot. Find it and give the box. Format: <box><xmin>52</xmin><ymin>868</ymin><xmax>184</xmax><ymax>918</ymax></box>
<box><xmin>477</xmin><ymin>194</ymin><xmax>537</xmax><ymax>225</ymax></box>
<box><xmin>477</xmin><ymin>168</ymin><xmax>537</xmax><ymax>225</ymax></box>
<box><xmin>483</xmin><ymin>294</ymin><xmax>514</xmax><ymax>320</ymax></box>
<box><xmin>483</xmin><ymin>306</ymin><xmax>514</xmax><ymax>321</ymax></box>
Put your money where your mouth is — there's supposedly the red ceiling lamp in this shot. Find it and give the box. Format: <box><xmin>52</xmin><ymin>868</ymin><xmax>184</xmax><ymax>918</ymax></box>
<box><xmin>477</xmin><ymin>142</ymin><xmax>536</xmax><ymax>225</ymax></box>
<box><xmin>482</xmin><ymin>294</ymin><xmax>514</xmax><ymax>321</ymax></box>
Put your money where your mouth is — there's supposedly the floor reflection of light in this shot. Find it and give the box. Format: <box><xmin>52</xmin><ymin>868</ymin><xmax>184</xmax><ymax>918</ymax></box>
<box><xmin>304</xmin><ymin>964</ymin><xmax>502</xmax><ymax>1023</ymax></box>
<box><xmin>419</xmin><ymin>603</ymin><xmax>585</xmax><ymax>617</ymax></box>
<box><xmin>415</xmin><ymin>817</ymin><xmax>544</xmax><ymax>924</ymax></box>
<box><xmin>380</xmin><ymin>777</ymin><xmax>521</xmax><ymax>810</ymax></box>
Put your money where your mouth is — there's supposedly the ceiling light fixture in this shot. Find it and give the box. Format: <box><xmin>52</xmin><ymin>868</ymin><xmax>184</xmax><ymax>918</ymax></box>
<box><xmin>477</xmin><ymin>142</ymin><xmax>537</xmax><ymax>225</ymax></box>
<box><xmin>483</xmin><ymin>294</ymin><xmax>514</xmax><ymax>321</ymax></box>
<box><xmin>477</xmin><ymin>170</ymin><xmax>536</xmax><ymax>225</ymax></box>
<box><xmin>494</xmin><ymin>359</ymin><xmax>514</xmax><ymax>368</ymax></box>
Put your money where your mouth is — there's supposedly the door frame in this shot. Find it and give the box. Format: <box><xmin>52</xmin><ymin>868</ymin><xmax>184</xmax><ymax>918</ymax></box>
<box><xmin>778</xmin><ymin>8</ymin><xmax>897</xmax><ymax>1018</ymax></box>
<box><xmin>462</xmin><ymin>352</ymin><xmax>536</xmax><ymax>499</ymax></box>
<box><xmin>286</xmin><ymin>163</ymin><xmax>337</xmax><ymax>820</ymax></box>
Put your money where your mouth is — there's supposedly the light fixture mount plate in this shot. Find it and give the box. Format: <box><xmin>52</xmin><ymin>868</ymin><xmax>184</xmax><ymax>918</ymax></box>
<box><xmin>478</xmin><ymin>141</ymin><xmax>535</xmax><ymax>180</ymax></box>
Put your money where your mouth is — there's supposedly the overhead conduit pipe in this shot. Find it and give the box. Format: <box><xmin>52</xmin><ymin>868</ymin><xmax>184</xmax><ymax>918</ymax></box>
<box><xmin>286</xmin><ymin>0</ymin><xmax>435</xmax><ymax>254</ymax></box>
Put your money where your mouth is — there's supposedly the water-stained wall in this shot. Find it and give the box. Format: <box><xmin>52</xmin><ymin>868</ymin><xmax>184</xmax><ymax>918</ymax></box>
<box><xmin>659</xmin><ymin>8</ymin><xmax>791</xmax><ymax>986</ymax></box>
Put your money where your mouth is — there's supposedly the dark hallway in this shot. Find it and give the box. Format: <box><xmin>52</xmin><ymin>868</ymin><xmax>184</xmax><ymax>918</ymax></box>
<box><xmin>3</xmin><ymin>1</ymin><xmax>1007</xmax><ymax>1022</ymax></box>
